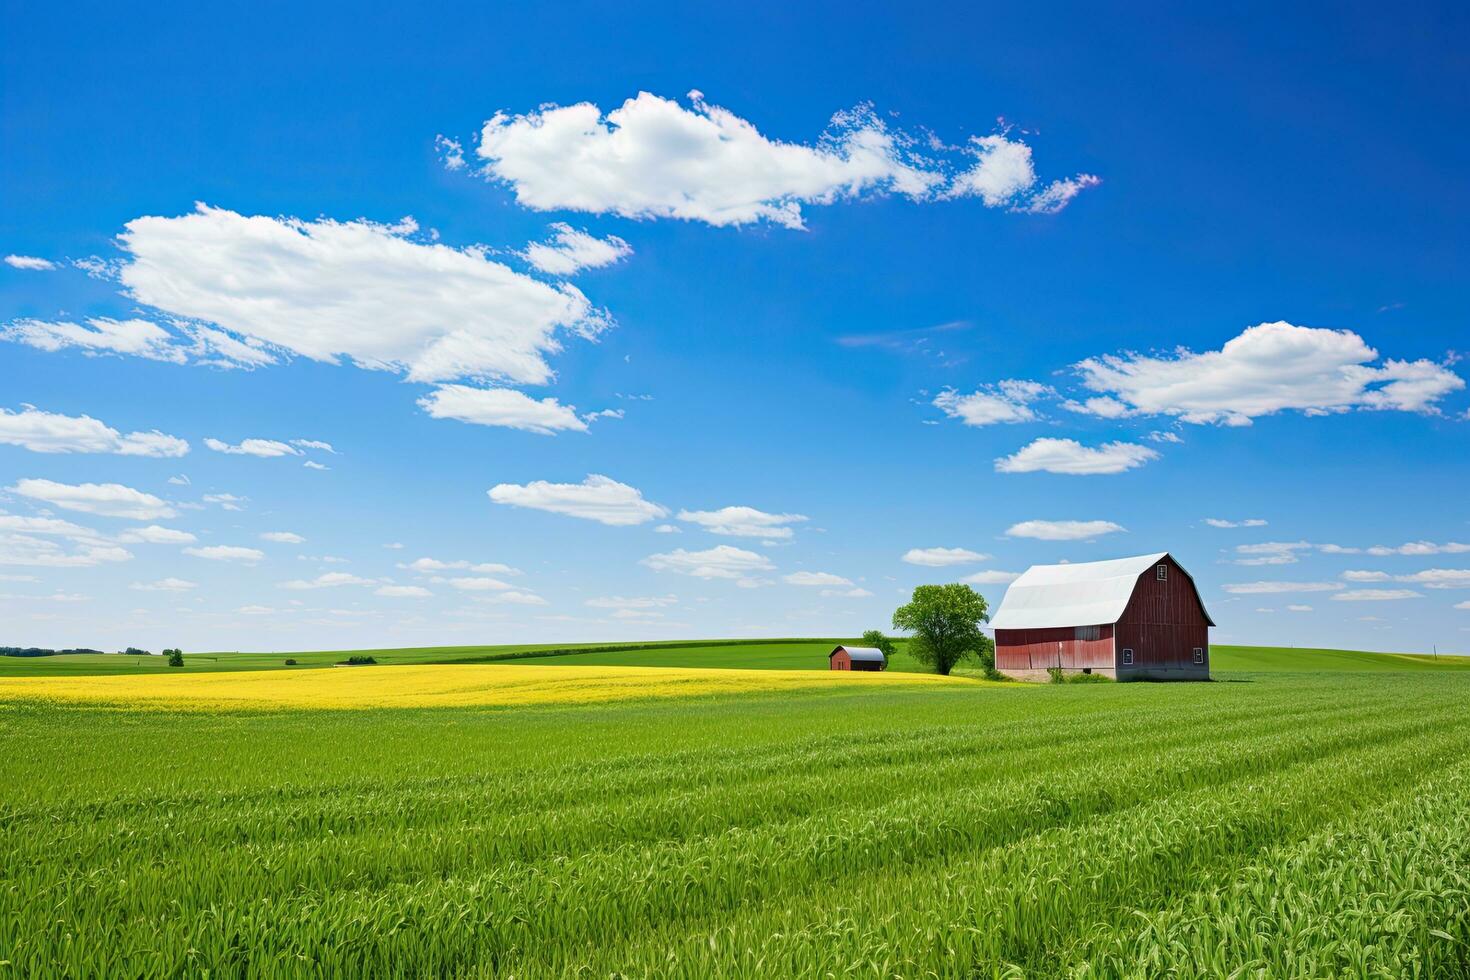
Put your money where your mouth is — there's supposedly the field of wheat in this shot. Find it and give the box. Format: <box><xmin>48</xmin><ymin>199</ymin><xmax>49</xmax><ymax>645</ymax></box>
<box><xmin>4</xmin><ymin>664</ymin><xmax>1469</xmax><ymax>976</ymax></box>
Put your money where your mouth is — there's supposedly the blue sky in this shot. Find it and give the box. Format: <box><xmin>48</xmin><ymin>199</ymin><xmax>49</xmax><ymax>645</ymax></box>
<box><xmin>2</xmin><ymin>1</ymin><xmax>1468</xmax><ymax>653</ymax></box>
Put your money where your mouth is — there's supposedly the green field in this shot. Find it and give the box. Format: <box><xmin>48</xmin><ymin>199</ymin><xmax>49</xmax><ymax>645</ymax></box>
<box><xmin>3</xmin><ymin>643</ymin><xmax>1470</xmax><ymax>975</ymax></box>
<box><xmin>4</xmin><ymin>639</ymin><xmax>1466</xmax><ymax>676</ymax></box>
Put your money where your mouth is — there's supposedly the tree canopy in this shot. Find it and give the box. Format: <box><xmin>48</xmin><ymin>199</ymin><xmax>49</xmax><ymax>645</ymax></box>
<box><xmin>892</xmin><ymin>583</ymin><xmax>991</xmax><ymax>676</ymax></box>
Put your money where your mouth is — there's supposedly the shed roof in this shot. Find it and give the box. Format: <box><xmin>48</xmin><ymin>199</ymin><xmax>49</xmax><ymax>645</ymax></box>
<box><xmin>989</xmin><ymin>552</ymin><xmax>1214</xmax><ymax>630</ymax></box>
<box><xmin>830</xmin><ymin>645</ymin><xmax>886</xmax><ymax>662</ymax></box>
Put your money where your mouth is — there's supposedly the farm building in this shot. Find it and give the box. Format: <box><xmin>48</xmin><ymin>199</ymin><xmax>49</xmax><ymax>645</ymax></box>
<box><xmin>989</xmin><ymin>552</ymin><xmax>1213</xmax><ymax>681</ymax></box>
<box><xmin>829</xmin><ymin>645</ymin><xmax>887</xmax><ymax>671</ymax></box>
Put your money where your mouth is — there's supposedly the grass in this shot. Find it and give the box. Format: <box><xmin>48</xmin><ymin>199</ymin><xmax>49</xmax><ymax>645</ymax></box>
<box><xmin>3</xmin><ymin>662</ymin><xmax>1470</xmax><ymax>975</ymax></box>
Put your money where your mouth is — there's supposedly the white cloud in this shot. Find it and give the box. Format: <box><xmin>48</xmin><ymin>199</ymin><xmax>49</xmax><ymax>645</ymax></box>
<box><xmin>1342</xmin><ymin>570</ymin><xmax>1391</xmax><ymax>582</ymax></box>
<box><xmin>1331</xmin><ymin>589</ymin><xmax>1422</xmax><ymax>601</ymax></box>
<box><xmin>585</xmin><ymin>594</ymin><xmax>678</xmax><ymax>610</ymax></box>
<box><xmin>0</xmin><ymin>533</ymin><xmax>131</xmax><ymax>567</ymax></box>
<box><xmin>932</xmin><ymin>380</ymin><xmax>1051</xmax><ymax>426</ymax></box>
<box><xmin>783</xmin><ymin>571</ymin><xmax>853</xmax><ymax>586</ymax></box>
<box><xmin>291</xmin><ymin>439</ymin><xmax>336</xmax><ymax>453</ymax></box>
<box><xmin>488</xmin><ymin>474</ymin><xmax>668</xmax><ymax>526</ymax></box>
<box><xmin>2</xmin><ymin>317</ymin><xmax>187</xmax><ymax>363</ymax></box>
<box><xmin>418</xmin><ymin>385</ymin><xmax>590</xmax><ymax>435</ymax></box>
<box><xmin>1023</xmin><ymin>174</ymin><xmax>1104</xmax><ymax>214</ymax></box>
<box><xmin>902</xmin><ymin>547</ymin><xmax>988</xmax><ymax>567</ymax></box>
<box><xmin>131</xmin><ymin>577</ymin><xmax>197</xmax><ymax>592</ymax></box>
<box><xmin>184</xmin><ymin>545</ymin><xmax>264</xmax><ymax>563</ymax></box>
<box><xmin>105</xmin><ymin>204</ymin><xmax>604</xmax><ymax>385</ymax></box>
<box><xmin>1222</xmin><ymin>581</ymin><xmax>1345</xmax><ymax>594</ymax></box>
<box><xmin>375</xmin><ymin>585</ymin><xmax>432</xmax><ymax>598</ymax></box>
<box><xmin>653</xmin><ymin>524</ymin><xmax>681</xmax><ymax>534</ymax></box>
<box><xmin>1455</xmin><ymin>601</ymin><xmax>1470</xmax><ymax>610</ymax></box>
<box><xmin>474</xmin><ymin>589</ymin><xmax>548</xmax><ymax>605</ymax></box>
<box><xmin>963</xmin><ymin>570</ymin><xmax>1023</xmax><ymax>585</ymax></box>
<box><xmin>0</xmin><ymin>406</ymin><xmax>188</xmax><ymax>457</ymax></box>
<box><xmin>472</xmin><ymin>92</ymin><xmax>1093</xmax><ymax>229</ymax></box>
<box><xmin>641</xmin><ymin>544</ymin><xmax>773</xmax><ymax>581</ymax></box>
<box><xmin>204</xmin><ymin>437</ymin><xmax>302</xmax><ymax>457</ymax></box>
<box><xmin>261</xmin><ymin>531</ymin><xmax>305</xmax><ymax>544</ymax></box>
<box><xmin>1393</xmin><ymin>568</ymin><xmax>1470</xmax><ymax>589</ymax></box>
<box><xmin>447</xmin><ymin>577</ymin><xmax>514</xmax><ymax>592</ymax></box>
<box><xmin>401</xmin><ymin>558</ymin><xmax>519</xmax><ymax>575</ymax></box>
<box><xmin>1229</xmin><ymin>541</ymin><xmax>1313</xmax><ymax>566</ymax></box>
<box><xmin>1205</xmin><ymin>518</ymin><xmax>1268</xmax><ymax>528</ymax></box>
<box><xmin>278</xmin><ymin>571</ymin><xmax>374</xmax><ymax>589</ymax></box>
<box><xmin>202</xmin><ymin>493</ymin><xmax>246</xmax><ymax>511</ymax></box>
<box><xmin>117</xmin><ymin>525</ymin><xmax>197</xmax><ymax>544</ymax></box>
<box><xmin>995</xmin><ymin>438</ymin><xmax>1158</xmax><ymax>475</ymax></box>
<box><xmin>1147</xmin><ymin>430</ymin><xmax>1183</xmax><ymax>444</ymax></box>
<box><xmin>821</xmin><ymin>587</ymin><xmax>874</xmax><ymax>598</ymax></box>
<box><xmin>237</xmin><ymin>605</ymin><xmax>277</xmax><ymax>615</ymax></box>
<box><xmin>9</xmin><ymin>478</ymin><xmax>176</xmax><ymax>520</ymax></box>
<box><xmin>677</xmin><ymin>506</ymin><xmax>808</xmax><ymax>540</ymax></box>
<box><xmin>1005</xmin><ymin>519</ymin><xmax>1126</xmax><ymax>541</ymax></box>
<box><xmin>1286</xmin><ymin>604</ymin><xmax>1313</xmax><ymax>612</ymax></box>
<box><xmin>4</xmin><ymin>255</ymin><xmax>56</xmax><ymax>271</ymax></box>
<box><xmin>1364</xmin><ymin>541</ymin><xmax>1470</xmax><ymax>556</ymax></box>
<box><xmin>523</xmin><ymin>224</ymin><xmax>633</xmax><ymax>276</ymax></box>
<box><xmin>303</xmin><ymin>461</ymin><xmax>329</xmax><ymax>471</ymax></box>
<box><xmin>1073</xmin><ymin>321</ymin><xmax>1464</xmax><ymax>425</ymax></box>
<box><xmin>0</xmin><ymin>514</ymin><xmax>104</xmax><ymax>540</ymax></box>
<box><xmin>168</xmin><ymin>474</ymin><xmax>190</xmax><ymax>486</ymax></box>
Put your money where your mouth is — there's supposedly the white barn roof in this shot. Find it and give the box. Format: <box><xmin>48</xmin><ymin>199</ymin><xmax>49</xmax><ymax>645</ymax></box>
<box><xmin>989</xmin><ymin>552</ymin><xmax>1212</xmax><ymax>630</ymax></box>
<box><xmin>831</xmin><ymin>645</ymin><xmax>886</xmax><ymax>662</ymax></box>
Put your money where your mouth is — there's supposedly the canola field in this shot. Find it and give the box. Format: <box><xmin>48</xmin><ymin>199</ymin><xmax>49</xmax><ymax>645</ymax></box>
<box><xmin>0</xmin><ymin>661</ymin><xmax>967</xmax><ymax>710</ymax></box>
<box><xmin>3</xmin><ymin>659</ymin><xmax>1470</xmax><ymax>976</ymax></box>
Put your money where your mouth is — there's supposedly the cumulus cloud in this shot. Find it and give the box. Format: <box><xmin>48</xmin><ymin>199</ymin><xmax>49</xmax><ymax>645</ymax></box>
<box><xmin>0</xmin><ymin>406</ymin><xmax>188</xmax><ymax>457</ymax></box>
<box><xmin>1229</xmin><ymin>541</ymin><xmax>1313</xmax><ymax>566</ymax></box>
<box><xmin>1005</xmin><ymin>519</ymin><xmax>1125</xmax><ymax>541</ymax></box>
<box><xmin>447</xmin><ymin>576</ymin><xmax>515</xmax><ymax>592</ymax></box>
<box><xmin>1392</xmin><ymin>568</ymin><xmax>1470</xmax><ymax>589</ymax></box>
<box><xmin>130</xmin><ymin>577</ymin><xmax>197</xmax><ymax>592</ymax></box>
<box><xmin>1222</xmin><ymin>581</ymin><xmax>1344</xmax><ymax>594</ymax></box>
<box><xmin>677</xmin><ymin>506</ymin><xmax>808</xmax><ymax>540</ymax></box>
<box><xmin>488</xmin><ymin>474</ymin><xmax>668</xmax><ymax>526</ymax></box>
<box><xmin>375</xmin><ymin>585</ymin><xmax>432</xmax><ymax>598</ymax></box>
<box><xmin>471</xmin><ymin>92</ymin><xmax>1094</xmax><ymax>228</ymax></box>
<box><xmin>4</xmin><ymin>255</ymin><xmax>56</xmax><ymax>271</ymax></box>
<box><xmin>1342</xmin><ymin>570</ymin><xmax>1391</xmax><ymax>582</ymax></box>
<box><xmin>105</xmin><ymin>204</ymin><xmax>604</xmax><ymax>385</ymax></box>
<box><xmin>9</xmin><ymin>478</ymin><xmax>176</xmax><ymax>520</ymax></box>
<box><xmin>474</xmin><ymin>589</ymin><xmax>548</xmax><ymax>605</ymax></box>
<box><xmin>523</xmin><ymin>224</ymin><xmax>633</xmax><ymax>276</ymax></box>
<box><xmin>2</xmin><ymin>317</ymin><xmax>187</xmax><ymax>363</ymax></box>
<box><xmin>1206</xmin><ymin>518</ymin><xmax>1268</xmax><ymax>528</ymax></box>
<box><xmin>1072</xmin><ymin>321</ymin><xmax>1464</xmax><ymax>425</ymax></box>
<box><xmin>902</xmin><ymin>547</ymin><xmax>988</xmax><ymax>567</ymax></box>
<box><xmin>0</xmin><ymin>533</ymin><xmax>131</xmax><ymax>567</ymax></box>
<box><xmin>418</xmin><ymin>385</ymin><xmax>593</xmax><ymax>435</ymax></box>
<box><xmin>1331</xmin><ymin>589</ymin><xmax>1422</xmax><ymax>601</ymax></box>
<box><xmin>184</xmin><ymin>545</ymin><xmax>264</xmax><ymax>563</ymax></box>
<box><xmin>995</xmin><ymin>438</ymin><xmax>1158</xmax><ymax>475</ymax></box>
<box><xmin>203</xmin><ymin>493</ymin><xmax>246</xmax><ymax>511</ymax></box>
<box><xmin>822</xmin><ymin>587</ymin><xmax>874</xmax><ymax>598</ymax></box>
<box><xmin>204</xmin><ymin>437</ymin><xmax>302</xmax><ymax>457</ymax></box>
<box><xmin>1363</xmin><ymin>541</ymin><xmax>1470</xmax><ymax>556</ymax></box>
<box><xmin>117</xmin><ymin>525</ymin><xmax>197</xmax><ymax>544</ymax></box>
<box><xmin>783</xmin><ymin>571</ymin><xmax>853</xmax><ymax>586</ymax></box>
<box><xmin>585</xmin><ymin>594</ymin><xmax>678</xmax><ymax>610</ymax></box>
<box><xmin>932</xmin><ymin>380</ymin><xmax>1051</xmax><ymax>426</ymax></box>
<box><xmin>260</xmin><ymin>531</ymin><xmax>305</xmax><ymax>544</ymax></box>
<box><xmin>401</xmin><ymin>558</ymin><xmax>519</xmax><ymax>575</ymax></box>
<box><xmin>641</xmin><ymin>544</ymin><xmax>773</xmax><ymax>581</ymax></box>
<box><xmin>964</xmin><ymin>570</ymin><xmax>1023</xmax><ymax>585</ymax></box>
<box><xmin>278</xmin><ymin>571</ymin><xmax>374</xmax><ymax>589</ymax></box>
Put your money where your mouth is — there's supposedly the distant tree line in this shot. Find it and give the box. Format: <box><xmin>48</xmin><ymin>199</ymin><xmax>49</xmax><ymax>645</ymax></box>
<box><xmin>1</xmin><ymin>647</ymin><xmax>103</xmax><ymax>658</ymax></box>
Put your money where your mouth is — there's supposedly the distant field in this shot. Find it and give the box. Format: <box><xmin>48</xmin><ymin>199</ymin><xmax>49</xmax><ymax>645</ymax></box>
<box><xmin>4</xmin><ymin>639</ymin><xmax>1464</xmax><ymax>677</ymax></box>
<box><xmin>4</xmin><ymin>670</ymin><xmax>1469</xmax><ymax>975</ymax></box>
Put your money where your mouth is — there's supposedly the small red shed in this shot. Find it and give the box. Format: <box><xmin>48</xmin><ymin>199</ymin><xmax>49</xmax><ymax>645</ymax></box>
<box><xmin>989</xmin><ymin>552</ymin><xmax>1213</xmax><ymax>681</ymax></box>
<box><xmin>829</xmin><ymin>645</ymin><xmax>887</xmax><ymax>671</ymax></box>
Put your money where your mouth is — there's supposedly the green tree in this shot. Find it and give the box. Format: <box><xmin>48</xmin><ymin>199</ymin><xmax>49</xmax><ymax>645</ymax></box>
<box><xmin>165</xmin><ymin>648</ymin><xmax>184</xmax><ymax>667</ymax></box>
<box><xmin>891</xmin><ymin>583</ymin><xmax>991</xmax><ymax>676</ymax></box>
<box><xmin>860</xmin><ymin>629</ymin><xmax>896</xmax><ymax>662</ymax></box>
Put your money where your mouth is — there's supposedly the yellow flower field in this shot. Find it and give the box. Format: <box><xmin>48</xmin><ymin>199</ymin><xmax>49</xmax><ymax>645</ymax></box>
<box><xmin>0</xmin><ymin>662</ymin><xmax>974</xmax><ymax>710</ymax></box>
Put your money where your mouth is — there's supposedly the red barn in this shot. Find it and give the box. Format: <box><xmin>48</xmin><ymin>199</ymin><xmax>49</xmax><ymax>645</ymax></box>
<box><xmin>829</xmin><ymin>645</ymin><xmax>887</xmax><ymax>671</ymax></box>
<box><xmin>989</xmin><ymin>552</ymin><xmax>1213</xmax><ymax>681</ymax></box>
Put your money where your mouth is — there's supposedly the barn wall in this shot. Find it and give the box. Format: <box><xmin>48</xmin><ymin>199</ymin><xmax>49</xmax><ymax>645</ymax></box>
<box><xmin>1115</xmin><ymin>555</ymin><xmax>1211</xmax><ymax>678</ymax></box>
<box><xmin>995</xmin><ymin>624</ymin><xmax>1115</xmax><ymax>671</ymax></box>
<box><xmin>830</xmin><ymin>650</ymin><xmax>851</xmax><ymax>671</ymax></box>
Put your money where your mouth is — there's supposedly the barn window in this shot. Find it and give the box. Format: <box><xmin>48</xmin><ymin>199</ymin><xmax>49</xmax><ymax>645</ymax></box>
<box><xmin>1193</xmin><ymin>647</ymin><xmax>1204</xmax><ymax>664</ymax></box>
<box><xmin>1075</xmin><ymin>625</ymin><xmax>1100</xmax><ymax>641</ymax></box>
<box><xmin>1122</xmin><ymin>648</ymin><xmax>1134</xmax><ymax>665</ymax></box>
<box><xmin>1156</xmin><ymin>564</ymin><xmax>1167</xmax><ymax>581</ymax></box>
